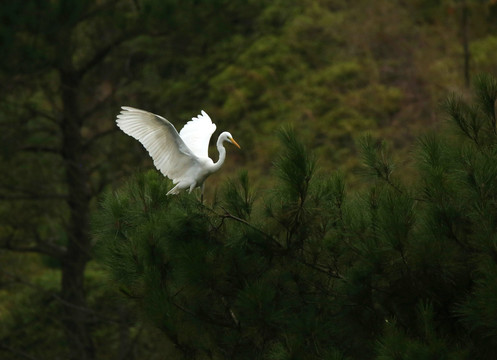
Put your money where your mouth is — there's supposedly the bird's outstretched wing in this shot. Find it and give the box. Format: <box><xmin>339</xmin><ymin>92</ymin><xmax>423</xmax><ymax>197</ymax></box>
<box><xmin>179</xmin><ymin>110</ymin><xmax>216</xmax><ymax>159</ymax></box>
<box><xmin>116</xmin><ymin>107</ymin><xmax>198</xmax><ymax>181</ymax></box>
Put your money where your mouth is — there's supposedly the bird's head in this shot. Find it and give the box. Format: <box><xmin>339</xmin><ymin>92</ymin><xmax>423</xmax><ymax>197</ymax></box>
<box><xmin>221</xmin><ymin>132</ymin><xmax>241</xmax><ymax>149</ymax></box>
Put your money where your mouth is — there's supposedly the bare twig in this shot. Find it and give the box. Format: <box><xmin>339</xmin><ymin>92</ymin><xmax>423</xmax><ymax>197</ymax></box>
<box><xmin>218</xmin><ymin>206</ymin><xmax>283</xmax><ymax>249</ymax></box>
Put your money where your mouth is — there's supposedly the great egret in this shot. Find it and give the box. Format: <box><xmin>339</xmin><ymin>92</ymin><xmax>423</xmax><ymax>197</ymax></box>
<box><xmin>116</xmin><ymin>107</ymin><xmax>240</xmax><ymax>200</ymax></box>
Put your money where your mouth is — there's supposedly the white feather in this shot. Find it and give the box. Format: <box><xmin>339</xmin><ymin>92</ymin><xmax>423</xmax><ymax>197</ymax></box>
<box><xmin>179</xmin><ymin>110</ymin><xmax>216</xmax><ymax>158</ymax></box>
<box><xmin>116</xmin><ymin>107</ymin><xmax>197</xmax><ymax>189</ymax></box>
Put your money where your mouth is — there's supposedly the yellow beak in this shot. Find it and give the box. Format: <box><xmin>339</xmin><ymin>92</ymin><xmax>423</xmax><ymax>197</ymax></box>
<box><xmin>230</xmin><ymin>137</ymin><xmax>241</xmax><ymax>149</ymax></box>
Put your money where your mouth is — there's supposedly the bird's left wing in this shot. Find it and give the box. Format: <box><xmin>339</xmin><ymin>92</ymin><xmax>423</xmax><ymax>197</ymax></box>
<box><xmin>179</xmin><ymin>110</ymin><xmax>217</xmax><ymax>158</ymax></box>
<box><xmin>116</xmin><ymin>107</ymin><xmax>198</xmax><ymax>181</ymax></box>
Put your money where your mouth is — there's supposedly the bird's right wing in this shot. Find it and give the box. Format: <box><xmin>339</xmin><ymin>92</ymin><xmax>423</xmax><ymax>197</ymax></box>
<box><xmin>116</xmin><ymin>107</ymin><xmax>198</xmax><ymax>181</ymax></box>
<box><xmin>179</xmin><ymin>110</ymin><xmax>217</xmax><ymax>158</ymax></box>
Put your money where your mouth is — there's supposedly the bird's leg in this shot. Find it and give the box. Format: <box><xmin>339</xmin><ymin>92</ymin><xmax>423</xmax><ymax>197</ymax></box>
<box><xmin>200</xmin><ymin>183</ymin><xmax>205</xmax><ymax>204</ymax></box>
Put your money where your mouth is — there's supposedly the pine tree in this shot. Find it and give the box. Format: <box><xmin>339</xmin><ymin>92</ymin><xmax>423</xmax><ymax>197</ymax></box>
<box><xmin>95</xmin><ymin>74</ymin><xmax>497</xmax><ymax>359</ymax></box>
<box><xmin>363</xmin><ymin>73</ymin><xmax>497</xmax><ymax>359</ymax></box>
<box><xmin>94</xmin><ymin>127</ymin><xmax>350</xmax><ymax>359</ymax></box>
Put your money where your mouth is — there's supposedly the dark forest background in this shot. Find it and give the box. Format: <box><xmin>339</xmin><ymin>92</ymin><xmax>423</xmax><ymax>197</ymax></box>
<box><xmin>1</xmin><ymin>0</ymin><xmax>497</xmax><ymax>359</ymax></box>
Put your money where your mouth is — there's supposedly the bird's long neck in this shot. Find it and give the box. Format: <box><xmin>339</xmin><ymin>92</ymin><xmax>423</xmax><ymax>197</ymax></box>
<box><xmin>212</xmin><ymin>136</ymin><xmax>227</xmax><ymax>172</ymax></box>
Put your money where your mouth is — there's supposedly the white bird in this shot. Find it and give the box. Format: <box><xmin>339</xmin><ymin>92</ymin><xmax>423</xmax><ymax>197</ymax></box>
<box><xmin>116</xmin><ymin>107</ymin><xmax>240</xmax><ymax>200</ymax></box>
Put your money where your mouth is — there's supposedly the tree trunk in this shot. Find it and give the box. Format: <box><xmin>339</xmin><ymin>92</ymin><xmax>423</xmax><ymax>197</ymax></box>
<box><xmin>59</xmin><ymin>69</ymin><xmax>95</xmax><ymax>360</ymax></box>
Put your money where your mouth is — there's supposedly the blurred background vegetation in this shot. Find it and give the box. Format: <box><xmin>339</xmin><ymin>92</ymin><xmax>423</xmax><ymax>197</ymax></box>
<box><xmin>1</xmin><ymin>0</ymin><xmax>497</xmax><ymax>359</ymax></box>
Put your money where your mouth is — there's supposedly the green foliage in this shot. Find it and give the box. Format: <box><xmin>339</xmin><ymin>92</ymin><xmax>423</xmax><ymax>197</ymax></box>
<box><xmin>274</xmin><ymin>127</ymin><xmax>316</xmax><ymax>200</ymax></box>
<box><xmin>94</xmin><ymin>74</ymin><xmax>497</xmax><ymax>359</ymax></box>
<box><xmin>472</xmin><ymin>35</ymin><xmax>497</xmax><ymax>74</ymax></box>
<box><xmin>95</xmin><ymin>131</ymin><xmax>348</xmax><ymax>358</ymax></box>
<box><xmin>221</xmin><ymin>170</ymin><xmax>256</xmax><ymax>220</ymax></box>
<box><xmin>444</xmin><ymin>74</ymin><xmax>497</xmax><ymax>147</ymax></box>
<box><xmin>0</xmin><ymin>267</ymin><xmax>65</xmax><ymax>359</ymax></box>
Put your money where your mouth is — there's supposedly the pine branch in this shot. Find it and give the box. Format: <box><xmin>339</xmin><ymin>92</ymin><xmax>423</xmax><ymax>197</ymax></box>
<box><xmin>26</xmin><ymin>105</ymin><xmax>59</xmax><ymax>124</ymax></box>
<box><xmin>170</xmin><ymin>300</ymin><xmax>236</xmax><ymax>329</ymax></box>
<box><xmin>20</xmin><ymin>145</ymin><xmax>61</xmax><ymax>154</ymax></box>
<box><xmin>294</xmin><ymin>256</ymin><xmax>343</xmax><ymax>279</ymax></box>
<box><xmin>81</xmin><ymin>78</ymin><xmax>131</xmax><ymax>121</ymax></box>
<box><xmin>218</xmin><ymin>207</ymin><xmax>342</xmax><ymax>279</ymax></box>
<box><xmin>83</xmin><ymin>128</ymin><xmax>118</xmax><ymax>151</ymax></box>
<box><xmin>1</xmin><ymin>270</ymin><xmax>121</xmax><ymax>324</ymax></box>
<box><xmin>218</xmin><ymin>206</ymin><xmax>283</xmax><ymax>249</ymax></box>
<box><xmin>78</xmin><ymin>0</ymin><xmax>121</xmax><ymax>23</ymax></box>
<box><xmin>77</xmin><ymin>32</ymin><xmax>137</xmax><ymax>77</ymax></box>
<box><xmin>0</xmin><ymin>193</ymin><xmax>67</xmax><ymax>201</ymax></box>
<box><xmin>1</xmin><ymin>233</ymin><xmax>66</xmax><ymax>258</ymax></box>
